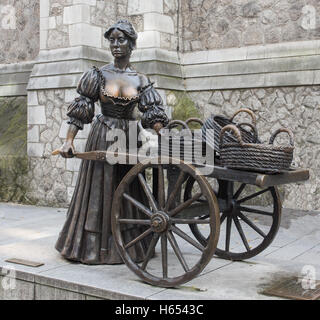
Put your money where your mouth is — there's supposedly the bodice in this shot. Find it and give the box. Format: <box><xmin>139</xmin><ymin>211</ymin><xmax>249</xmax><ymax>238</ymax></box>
<box><xmin>97</xmin><ymin>66</ymin><xmax>153</xmax><ymax>119</ymax></box>
<box><xmin>67</xmin><ymin>64</ymin><xmax>168</xmax><ymax>130</ymax></box>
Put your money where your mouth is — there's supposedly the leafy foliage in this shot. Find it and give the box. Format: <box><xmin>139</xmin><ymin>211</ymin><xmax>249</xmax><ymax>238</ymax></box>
<box><xmin>170</xmin><ymin>91</ymin><xmax>202</xmax><ymax>129</ymax></box>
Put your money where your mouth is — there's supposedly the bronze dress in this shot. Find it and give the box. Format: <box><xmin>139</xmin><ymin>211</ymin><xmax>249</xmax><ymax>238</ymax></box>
<box><xmin>55</xmin><ymin>64</ymin><xmax>169</xmax><ymax>264</ymax></box>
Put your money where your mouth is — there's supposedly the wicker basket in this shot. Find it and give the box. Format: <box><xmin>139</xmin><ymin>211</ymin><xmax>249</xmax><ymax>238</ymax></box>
<box><xmin>219</xmin><ymin>124</ymin><xmax>294</xmax><ymax>173</ymax></box>
<box><xmin>202</xmin><ymin>108</ymin><xmax>260</xmax><ymax>155</ymax></box>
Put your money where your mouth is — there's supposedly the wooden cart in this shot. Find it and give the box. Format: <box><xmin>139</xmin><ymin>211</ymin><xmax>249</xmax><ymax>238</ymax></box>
<box><xmin>74</xmin><ymin>149</ymin><xmax>309</xmax><ymax>288</ymax></box>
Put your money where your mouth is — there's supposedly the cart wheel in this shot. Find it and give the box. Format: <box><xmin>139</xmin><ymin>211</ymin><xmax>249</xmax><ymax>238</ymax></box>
<box><xmin>184</xmin><ymin>178</ymin><xmax>281</xmax><ymax>260</ymax></box>
<box><xmin>111</xmin><ymin>157</ymin><xmax>220</xmax><ymax>287</ymax></box>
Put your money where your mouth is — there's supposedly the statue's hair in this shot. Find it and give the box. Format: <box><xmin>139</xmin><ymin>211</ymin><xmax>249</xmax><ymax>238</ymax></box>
<box><xmin>104</xmin><ymin>20</ymin><xmax>137</xmax><ymax>50</ymax></box>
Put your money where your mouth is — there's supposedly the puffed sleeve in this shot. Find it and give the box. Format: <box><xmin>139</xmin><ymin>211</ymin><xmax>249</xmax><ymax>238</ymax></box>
<box><xmin>66</xmin><ymin>67</ymin><xmax>100</xmax><ymax>130</ymax></box>
<box><xmin>139</xmin><ymin>80</ymin><xmax>169</xmax><ymax>129</ymax></box>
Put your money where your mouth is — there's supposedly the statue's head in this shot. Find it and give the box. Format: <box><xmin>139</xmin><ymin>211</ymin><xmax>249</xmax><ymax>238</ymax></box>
<box><xmin>104</xmin><ymin>20</ymin><xmax>137</xmax><ymax>57</ymax></box>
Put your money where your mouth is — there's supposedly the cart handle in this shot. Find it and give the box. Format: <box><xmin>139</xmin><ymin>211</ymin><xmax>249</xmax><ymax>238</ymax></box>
<box><xmin>230</xmin><ymin>108</ymin><xmax>257</xmax><ymax>126</ymax></box>
<box><xmin>269</xmin><ymin>128</ymin><xmax>294</xmax><ymax>146</ymax></box>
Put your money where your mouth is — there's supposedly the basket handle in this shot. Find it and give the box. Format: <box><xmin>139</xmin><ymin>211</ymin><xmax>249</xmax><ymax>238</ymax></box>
<box><xmin>185</xmin><ymin>117</ymin><xmax>204</xmax><ymax>126</ymax></box>
<box><xmin>230</xmin><ymin>108</ymin><xmax>257</xmax><ymax>126</ymax></box>
<box><xmin>269</xmin><ymin>128</ymin><xmax>294</xmax><ymax>146</ymax></box>
<box><xmin>237</xmin><ymin>122</ymin><xmax>259</xmax><ymax>143</ymax></box>
<box><xmin>220</xmin><ymin>124</ymin><xmax>244</xmax><ymax>146</ymax></box>
<box><xmin>164</xmin><ymin>120</ymin><xmax>192</xmax><ymax>136</ymax></box>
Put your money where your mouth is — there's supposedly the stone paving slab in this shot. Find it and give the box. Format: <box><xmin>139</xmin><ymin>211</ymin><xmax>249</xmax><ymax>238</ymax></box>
<box><xmin>0</xmin><ymin>202</ymin><xmax>319</xmax><ymax>300</ymax></box>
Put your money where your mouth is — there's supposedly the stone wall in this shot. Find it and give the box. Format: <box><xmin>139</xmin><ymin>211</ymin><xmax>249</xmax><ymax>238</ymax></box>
<box><xmin>40</xmin><ymin>0</ymin><xmax>177</xmax><ymax>51</ymax></box>
<box><xmin>0</xmin><ymin>0</ymin><xmax>39</xmax><ymax>63</ymax></box>
<box><xmin>27</xmin><ymin>89</ymin><xmax>85</xmax><ymax>207</ymax></box>
<box><xmin>181</xmin><ymin>0</ymin><xmax>320</xmax><ymax>51</ymax></box>
<box><xmin>183</xmin><ymin>86</ymin><xmax>320</xmax><ymax>210</ymax></box>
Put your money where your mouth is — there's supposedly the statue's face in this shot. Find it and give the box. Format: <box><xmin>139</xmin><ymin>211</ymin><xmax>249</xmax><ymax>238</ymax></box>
<box><xmin>109</xmin><ymin>29</ymin><xmax>131</xmax><ymax>58</ymax></box>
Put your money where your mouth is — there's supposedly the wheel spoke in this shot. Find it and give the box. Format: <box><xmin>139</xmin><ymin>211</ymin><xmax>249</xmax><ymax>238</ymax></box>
<box><xmin>169</xmin><ymin>192</ymin><xmax>202</xmax><ymax>217</ymax></box>
<box><xmin>161</xmin><ymin>234</ymin><xmax>168</xmax><ymax>278</ymax></box>
<box><xmin>234</xmin><ymin>183</ymin><xmax>246</xmax><ymax>200</ymax></box>
<box><xmin>220</xmin><ymin>212</ymin><xmax>227</xmax><ymax>224</ymax></box>
<box><xmin>238</xmin><ymin>212</ymin><xmax>266</xmax><ymax>238</ymax></box>
<box><xmin>138</xmin><ymin>173</ymin><xmax>159</xmax><ymax>212</ymax></box>
<box><xmin>233</xmin><ymin>216</ymin><xmax>250</xmax><ymax>252</ymax></box>
<box><xmin>239</xmin><ymin>206</ymin><xmax>273</xmax><ymax>216</ymax></box>
<box><xmin>124</xmin><ymin>228</ymin><xmax>153</xmax><ymax>249</ymax></box>
<box><xmin>123</xmin><ymin>193</ymin><xmax>152</xmax><ymax>217</ymax></box>
<box><xmin>171</xmin><ymin>218</ymin><xmax>210</xmax><ymax>224</ymax></box>
<box><xmin>118</xmin><ymin>219</ymin><xmax>151</xmax><ymax>225</ymax></box>
<box><xmin>238</xmin><ymin>188</ymin><xmax>270</xmax><ymax>204</ymax></box>
<box><xmin>157</xmin><ymin>165</ymin><xmax>166</xmax><ymax>209</ymax></box>
<box><xmin>141</xmin><ymin>233</ymin><xmax>160</xmax><ymax>270</ymax></box>
<box><xmin>165</xmin><ymin>171</ymin><xmax>186</xmax><ymax>211</ymax></box>
<box><xmin>171</xmin><ymin>225</ymin><xmax>205</xmax><ymax>252</ymax></box>
<box><xmin>225</xmin><ymin>216</ymin><xmax>232</xmax><ymax>252</ymax></box>
<box><xmin>167</xmin><ymin>231</ymin><xmax>189</xmax><ymax>272</ymax></box>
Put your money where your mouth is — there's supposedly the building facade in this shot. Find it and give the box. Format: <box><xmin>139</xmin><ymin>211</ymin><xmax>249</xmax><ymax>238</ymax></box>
<box><xmin>0</xmin><ymin>0</ymin><xmax>320</xmax><ymax>210</ymax></box>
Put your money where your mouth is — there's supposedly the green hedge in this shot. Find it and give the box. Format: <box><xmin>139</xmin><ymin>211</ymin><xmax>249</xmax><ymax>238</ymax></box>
<box><xmin>0</xmin><ymin>97</ymin><xmax>28</xmax><ymax>203</ymax></box>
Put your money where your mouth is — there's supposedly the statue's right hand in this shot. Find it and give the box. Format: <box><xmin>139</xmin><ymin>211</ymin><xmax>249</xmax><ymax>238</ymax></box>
<box><xmin>52</xmin><ymin>141</ymin><xmax>75</xmax><ymax>158</ymax></box>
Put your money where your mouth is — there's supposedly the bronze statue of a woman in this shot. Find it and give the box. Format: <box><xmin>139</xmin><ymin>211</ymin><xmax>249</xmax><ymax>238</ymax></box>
<box><xmin>55</xmin><ymin>20</ymin><xmax>169</xmax><ymax>264</ymax></box>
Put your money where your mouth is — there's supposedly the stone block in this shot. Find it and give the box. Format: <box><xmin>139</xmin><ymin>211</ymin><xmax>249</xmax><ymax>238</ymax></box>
<box><xmin>314</xmin><ymin>70</ymin><xmax>320</xmax><ymax>85</ymax></box>
<box><xmin>28</xmin><ymin>74</ymin><xmax>81</xmax><ymax>91</ymax></box>
<box><xmin>67</xmin><ymin>187</ymin><xmax>75</xmax><ymax>202</ymax></box>
<box><xmin>63</xmin><ymin>5</ymin><xmax>91</xmax><ymax>25</ymax></box>
<box><xmin>33</xmin><ymin>60</ymin><xmax>85</xmax><ymax>77</ymax></box>
<box><xmin>144</xmin><ymin>13</ymin><xmax>174</xmax><ymax>34</ymax></box>
<box><xmin>74</xmin><ymin>139</ymin><xmax>86</xmax><ymax>152</ymax></box>
<box><xmin>73</xmin><ymin>0</ymin><xmax>97</xmax><ymax>5</ymax></box>
<box><xmin>65</xmin><ymin>89</ymin><xmax>78</xmax><ymax>103</ymax></box>
<box><xmin>207</xmin><ymin>47</ymin><xmax>247</xmax><ymax>63</ymax></box>
<box><xmin>72</xmin><ymin>172</ymin><xmax>78</xmax><ymax>187</ymax></box>
<box><xmin>40</xmin><ymin>0</ymin><xmax>50</xmax><ymax>18</ymax></box>
<box><xmin>27</xmin><ymin>91</ymin><xmax>38</xmax><ymax>106</ymax></box>
<box><xmin>35</xmin><ymin>284</ymin><xmax>86</xmax><ymax>300</ymax></box>
<box><xmin>0</xmin><ymin>277</ymin><xmax>34</xmax><ymax>300</ymax></box>
<box><xmin>69</xmin><ymin>23</ymin><xmax>102</xmax><ymax>48</ymax></box>
<box><xmin>85</xmin><ymin>295</ymin><xmax>104</xmax><ymax>300</ymax></box>
<box><xmin>27</xmin><ymin>143</ymin><xmax>45</xmax><ymax>157</ymax></box>
<box><xmin>66</xmin><ymin>158</ymin><xmax>81</xmax><ymax>172</ymax></box>
<box><xmin>128</xmin><ymin>0</ymin><xmax>163</xmax><ymax>15</ymax></box>
<box><xmin>137</xmin><ymin>31</ymin><xmax>161</xmax><ymax>49</ymax></box>
<box><xmin>40</xmin><ymin>17</ymin><xmax>56</xmax><ymax>31</ymax></box>
<box><xmin>28</xmin><ymin>106</ymin><xmax>46</xmax><ymax>125</ymax></box>
<box><xmin>40</xmin><ymin>30</ymin><xmax>48</xmax><ymax>50</ymax></box>
<box><xmin>59</xmin><ymin>122</ymin><xmax>68</xmax><ymax>139</ymax></box>
<box><xmin>28</xmin><ymin>126</ymin><xmax>40</xmax><ymax>143</ymax></box>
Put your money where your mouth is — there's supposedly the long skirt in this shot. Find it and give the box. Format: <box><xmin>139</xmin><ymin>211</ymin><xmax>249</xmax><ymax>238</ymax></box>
<box><xmin>55</xmin><ymin>115</ymin><xmax>150</xmax><ymax>264</ymax></box>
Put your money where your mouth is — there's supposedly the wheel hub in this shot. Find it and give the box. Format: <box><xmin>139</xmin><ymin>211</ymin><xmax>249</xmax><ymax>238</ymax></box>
<box><xmin>151</xmin><ymin>212</ymin><xmax>170</xmax><ymax>233</ymax></box>
<box><xmin>225</xmin><ymin>199</ymin><xmax>239</xmax><ymax>216</ymax></box>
